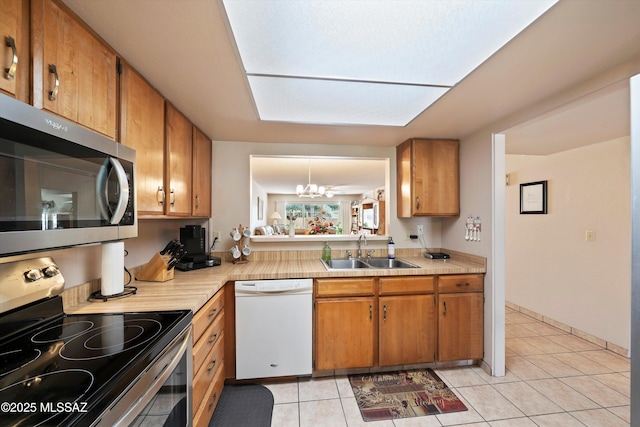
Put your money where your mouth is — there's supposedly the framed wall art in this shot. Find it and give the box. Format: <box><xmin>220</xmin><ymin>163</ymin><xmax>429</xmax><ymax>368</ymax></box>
<box><xmin>520</xmin><ymin>180</ymin><xmax>547</xmax><ymax>214</ymax></box>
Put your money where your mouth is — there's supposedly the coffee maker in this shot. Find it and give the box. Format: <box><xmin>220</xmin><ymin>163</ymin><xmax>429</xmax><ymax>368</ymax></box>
<box><xmin>176</xmin><ymin>225</ymin><xmax>208</xmax><ymax>271</ymax></box>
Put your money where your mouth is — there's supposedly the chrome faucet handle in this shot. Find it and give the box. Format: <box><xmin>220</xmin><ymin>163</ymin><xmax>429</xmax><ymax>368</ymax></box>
<box><xmin>345</xmin><ymin>250</ymin><xmax>352</xmax><ymax>259</ymax></box>
<box><xmin>366</xmin><ymin>249</ymin><xmax>374</xmax><ymax>260</ymax></box>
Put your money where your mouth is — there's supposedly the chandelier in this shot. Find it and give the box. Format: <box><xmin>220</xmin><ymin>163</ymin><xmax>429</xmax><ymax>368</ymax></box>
<box><xmin>296</xmin><ymin>160</ymin><xmax>333</xmax><ymax>198</ymax></box>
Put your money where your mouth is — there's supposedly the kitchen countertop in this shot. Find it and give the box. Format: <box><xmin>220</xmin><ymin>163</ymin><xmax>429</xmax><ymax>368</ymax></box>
<box><xmin>64</xmin><ymin>253</ymin><xmax>485</xmax><ymax>315</ymax></box>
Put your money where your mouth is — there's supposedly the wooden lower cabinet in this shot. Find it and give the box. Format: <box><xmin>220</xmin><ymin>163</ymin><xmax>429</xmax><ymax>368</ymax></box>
<box><xmin>314</xmin><ymin>274</ymin><xmax>483</xmax><ymax>371</ymax></box>
<box><xmin>379</xmin><ymin>294</ymin><xmax>435</xmax><ymax>366</ymax></box>
<box><xmin>314</xmin><ymin>278</ymin><xmax>375</xmax><ymax>371</ymax></box>
<box><xmin>437</xmin><ymin>274</ymin><xmax>484</xmax><ymax>362</ymax></box>
<box><xmin>315</xmin><ymin>297</ymin><xmax>375</xmax><ymax>370</ymax></box>
<box><xmin>378</xmin><ymin>276</ymin><xmax>436</xmax><ymax>366</ymax></box>
<box><xmin>192</xmin><ymin>289</ymin><xmax>225</xmax><ymax>427</ymax></box>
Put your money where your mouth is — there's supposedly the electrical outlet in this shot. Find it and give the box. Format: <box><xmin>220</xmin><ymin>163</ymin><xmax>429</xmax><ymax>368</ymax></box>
<box><xmin>212</xmin><ymin>230</ymin><xmax>220</xmax><ymax>240</ymax></box>
<box><xmin>585</xmin><ymin>230</ymin><xmax>595</xmax><ymax>242</ymax></box>
<box><xmin>417</xmin><ymin>225</ymin><xmax>424</xmax><ymax>235</ymax></box>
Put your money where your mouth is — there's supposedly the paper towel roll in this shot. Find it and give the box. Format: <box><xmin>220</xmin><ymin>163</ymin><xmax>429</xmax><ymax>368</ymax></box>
<box><xmin>101</xmin><ymin>241</ymin><xmax>125</xmax><ymax>296</ymax></box>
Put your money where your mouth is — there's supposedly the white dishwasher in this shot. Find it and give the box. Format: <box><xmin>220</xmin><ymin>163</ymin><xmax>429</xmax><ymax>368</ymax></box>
<box><xmin>235</xmin><ymin>278</ymin><xmax>313</xmax><ymax>380</ymax></box>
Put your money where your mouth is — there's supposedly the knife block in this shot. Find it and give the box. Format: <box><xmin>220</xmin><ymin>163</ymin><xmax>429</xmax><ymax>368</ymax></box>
<box><xmin>136</xmin><ymin>253</ymin><xmax>175</xmax><ymax>282</ymax></box>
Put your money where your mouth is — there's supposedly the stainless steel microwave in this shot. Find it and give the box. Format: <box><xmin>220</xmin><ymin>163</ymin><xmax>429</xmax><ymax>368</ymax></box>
<box><xmin>0</xmin><ymin>94</ymin><xmax>136</xmax><ymax>256</ymax></box>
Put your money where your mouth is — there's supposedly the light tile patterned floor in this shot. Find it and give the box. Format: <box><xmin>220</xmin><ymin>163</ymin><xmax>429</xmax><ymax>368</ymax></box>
<box><xmin>261</xmin><ymin>306</ymin><xmax>630</xmax><ymax>426</ymax></box>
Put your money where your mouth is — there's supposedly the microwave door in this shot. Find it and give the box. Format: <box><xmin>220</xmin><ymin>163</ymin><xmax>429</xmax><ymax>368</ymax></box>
<box><xmin>96</xmin><ymin>158</ymin><xmax>130</xmax><ymax>225</ymax></box>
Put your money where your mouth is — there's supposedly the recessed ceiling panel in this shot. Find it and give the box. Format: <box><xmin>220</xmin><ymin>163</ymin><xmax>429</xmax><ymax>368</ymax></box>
<box><xmin>222</xmin><ymin>0</ymin><xmax>558</xmax><ymax>126</ymax></box>
<box><xmin>248</xmin><ymin>75</ymin><xmax>449</xmax><ymax>126</ymax></box>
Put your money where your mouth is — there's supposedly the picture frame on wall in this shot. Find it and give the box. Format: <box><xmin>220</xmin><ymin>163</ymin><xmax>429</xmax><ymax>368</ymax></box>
<box><xmin>520</xmin><ymin>180</ymin><xmax>547</xmax><ymax>214</ymax></box>
<box><xmin>257</xmin><ymin>197</ymin><xmax>264</xmax><ymax>220</ymax></box>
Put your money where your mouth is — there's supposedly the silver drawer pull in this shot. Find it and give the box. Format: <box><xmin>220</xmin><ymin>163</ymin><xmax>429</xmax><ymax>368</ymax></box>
<box><xmin>48</xmin><ymin>64</ymin><xmax>59</xmax><ymax>101</ymax></box>
<box><xmin>5</xmin><ymin>36</ymin><xmax>17</xmax><ymax>80</ymax></box>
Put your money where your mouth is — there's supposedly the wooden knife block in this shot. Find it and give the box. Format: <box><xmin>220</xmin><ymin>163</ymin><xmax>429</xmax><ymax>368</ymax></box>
<box><xmin>136</xmin><ymin>253</ymin><xmax>175</xmax><ymax>282</ymax></box>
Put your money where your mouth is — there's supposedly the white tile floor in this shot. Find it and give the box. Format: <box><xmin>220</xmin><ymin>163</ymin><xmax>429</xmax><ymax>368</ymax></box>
<box><xmin>260</xmin><ymin>306</ymin><xmax>630</xmax><ymax>426</ymax></box>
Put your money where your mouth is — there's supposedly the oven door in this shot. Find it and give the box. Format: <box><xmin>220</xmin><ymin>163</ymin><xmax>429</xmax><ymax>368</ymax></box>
<box><xmin>95</xmin><ymin>325</ymin><xmax>193</xmax><ymax>427</ymax></box>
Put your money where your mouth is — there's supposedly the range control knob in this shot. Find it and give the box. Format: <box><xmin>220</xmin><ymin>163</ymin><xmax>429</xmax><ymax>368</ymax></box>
<box><xmin>42</xmin><ymin>265</ymin><xmax>60</xmax><ymax>277</ymax></box>
<box><xmin>25</xmin><ymin>269</ymin><xmax>43</xmax><ymax>281</ymax></box>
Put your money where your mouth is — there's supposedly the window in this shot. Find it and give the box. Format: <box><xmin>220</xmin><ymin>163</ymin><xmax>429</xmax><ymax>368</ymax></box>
<box><xmin>286</xmin><ymin>202</ymin><xmax>341</xmax><ymax>232</ymax></box>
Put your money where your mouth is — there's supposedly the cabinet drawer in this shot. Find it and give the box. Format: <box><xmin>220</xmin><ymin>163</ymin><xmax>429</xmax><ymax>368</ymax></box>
<box><xmin>193</xmin><ymin>311</ymin><xmax>224</xmax><ymax>371</ymax></box>
<box><xmin>438</xmin><ymin>274</ymin><xmax>484</xmax><ymax>293</ymax></box>
<box><xmin>193</xmin><ymin>334</ymin><xmax>224</xmax><ymax>415</ymax></box>
<box><xmin>379</xmin><ymin>276</ymin><xmax>435</xmax><ymax>295</ymax></box>
<box><xmin>193</xmin><ymin>290</ymin><xmax>224</xmax><ymax>343</ymax></box>
<box><xmin>315</xmin><ymin>278</ymin><xmax>375</xmax><ymax>297</ymax></box>
<box><xmin>193</xmin><ymin>359</ymin><xmax>225</xmax><ymax>427</ymax></box>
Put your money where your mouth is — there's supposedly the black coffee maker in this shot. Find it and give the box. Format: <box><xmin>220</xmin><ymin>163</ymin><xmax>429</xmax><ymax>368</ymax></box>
<box><xmin>177</xmin><ymin>225</ymin><xmax>208</xmax><ymax>270</ymax></box>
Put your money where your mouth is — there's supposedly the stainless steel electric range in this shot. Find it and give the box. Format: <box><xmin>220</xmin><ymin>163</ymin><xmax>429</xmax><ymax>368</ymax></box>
<box><xmin>0</xmin><ymin>257</ymin><xmax>193</xmax><ymax>426</ymax></box>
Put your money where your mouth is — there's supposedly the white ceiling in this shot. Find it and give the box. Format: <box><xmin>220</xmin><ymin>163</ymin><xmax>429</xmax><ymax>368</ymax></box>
<box><xmin>62</xmin><ymin>0</ymin><xmax>640</xmax><ymax>154</ymax></box>
<box><xmin>221</xmin><ymin>0</ymin><xmax>556</xmax><ymax>127</ymax></box>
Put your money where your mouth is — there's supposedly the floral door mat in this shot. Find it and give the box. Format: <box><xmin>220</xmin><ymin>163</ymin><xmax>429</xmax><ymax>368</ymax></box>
<box><xmin>349</xmin><ymin>369</ymin><xmax>467</xmax><ymax>422</ymax></box>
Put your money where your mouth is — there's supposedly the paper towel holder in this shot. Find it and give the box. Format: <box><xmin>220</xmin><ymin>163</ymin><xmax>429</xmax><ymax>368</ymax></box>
<box><xmin>89</xmin><ymin>241</ymin><xmax>137</xmax><ymax>302</ymax></box>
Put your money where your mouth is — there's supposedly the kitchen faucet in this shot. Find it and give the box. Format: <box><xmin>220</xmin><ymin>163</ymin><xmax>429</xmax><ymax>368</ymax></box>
<box><xmin>357</xmin><ymin>234</ymin><xmax>367</xmax><ymax>258</ymax></box>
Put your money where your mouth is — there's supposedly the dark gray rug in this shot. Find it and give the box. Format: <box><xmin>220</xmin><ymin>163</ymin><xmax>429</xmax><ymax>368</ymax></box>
<box><xmin>208</xmin><ymin>384</ymin><xmax>274</xmax><ymax>427</ymax></box>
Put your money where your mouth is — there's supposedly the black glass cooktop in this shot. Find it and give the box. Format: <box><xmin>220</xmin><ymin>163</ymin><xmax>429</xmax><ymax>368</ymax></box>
<box><xmin>0</xmin><ymin>296</ymin><xmax>191</xmax><ymax>426</ymax></box>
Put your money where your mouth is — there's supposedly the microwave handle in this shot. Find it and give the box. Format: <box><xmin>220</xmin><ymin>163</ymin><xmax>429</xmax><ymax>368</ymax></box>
<box><xmin>107</xmin><ymin>158</ymin><xmax>130</xmax><ymax>225</ymax></box>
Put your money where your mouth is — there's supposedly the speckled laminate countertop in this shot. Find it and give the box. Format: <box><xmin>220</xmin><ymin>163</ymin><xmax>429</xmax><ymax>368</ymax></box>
<box><xmin>64</xmin><ymin>252</ymin><xmax>485</xmax><ymax>315</ymax></box>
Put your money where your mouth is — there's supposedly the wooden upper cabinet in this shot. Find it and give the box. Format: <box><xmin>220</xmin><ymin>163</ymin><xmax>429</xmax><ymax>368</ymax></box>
<box><xmin>192</xmin><ymin>126</ymin><xmax>212</xmax><ymax>217</ymax></box>
<box><xmin>165</xmin><ymin>103</ymin><xmax>193</xmax><ymax>216</ymax></box>
<box><xmin>397</xmin><ymin>138</ymin><xmax>459</xmax><ymax>217</ymax></box>
<box><xmin>32</xmin><ymin>0</ymin><xmax>117</xmax><ymax>139</ymax></box>
<box><xmin>120</xmin><ymin>63</ymin><xmax>166</xmax><ymax>215</ymax></box>
<box><xmin>0</xmin><ymin>0</ymin><xmax>28</xmax><ymax>101</ymax></box>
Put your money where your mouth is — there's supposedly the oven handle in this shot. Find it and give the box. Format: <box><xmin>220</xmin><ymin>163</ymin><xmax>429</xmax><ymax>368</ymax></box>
<box><xmin>94</xmin><ymin>325</ymin><xmax>193</xmax><ymax>427</ymax></box>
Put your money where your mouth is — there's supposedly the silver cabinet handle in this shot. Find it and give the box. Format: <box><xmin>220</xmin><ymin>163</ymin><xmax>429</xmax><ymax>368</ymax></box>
<box><xmin>383</xmin><ymin>305</ymin><xmax>387</xmax><ymax>320</ymax></box>
<box><xmin>157</xmin><ymin>186</ymin><xmax>165</xmax><ymax>205</ymax></box>
<box><xmin>48</xmin><ymin>64</ymin><xmax>59</xmax><ymax>101</ymax></box>
<box><xmin>5</xmin><ymin>36</ymin><xmax>17</xmax><ymax>80</ymax></box>
<box><xmin>416</xmin><ymin>196</ymin><xmax>421</xmax><ymax>210</ymax></box>
<box><xmin>369</xmin><ymin>305</ymin><xmax>372</xmax><ymax>320</ymax></box>
<box><xmin>195</xmin><ymin>194</ymin><xmax>200</xmax><ymax>209</ymax></box>
<box><xmin>170</xmin><ymin>188</ymin><xmax>176</xmax><ymax>206</ymax></box>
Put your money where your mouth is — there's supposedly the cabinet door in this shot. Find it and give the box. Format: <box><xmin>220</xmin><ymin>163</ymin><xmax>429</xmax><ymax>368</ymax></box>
<box><xmin>192</xmin><ymin>126</ymin><xmax>212</xmax><ymax>217</ymax></box>
<box><xmin>120</xmin><ymin>64</ymin><xmax>166</xmax><ymax>214</ymax></box>
<box><xmin>0</xmin><ymin>0</ymin><xmax>28</xmax><ymax>100</ymax></box>
<box><xmin>315</xmin><ymin>298</ymin><xmax>374</xmax><ymax>370</ymax></box>
<box><xmin>413</xmin><ymin>139</ymin><xmax>459</xmax><ymax>216</ymax></box>
<box><xmin>37</xmin><ymin>0</ymin><xmax>117</xmax><ymax>138</ymax></box>
<box><xmin>165</xmin><ymin>103</ymin><xmax>193</xmax><ymax>216</ymax></box>
<box><xmin>379</xmin><ymin>295</ymin><xmax>435</xmax><ymax>366</ymax></box>
<box><xmin>438</xmin><ymin>292</ymin><xmax>483</xmax><ymax>361</ymax></box>
<box><xmin>396</xmin><ymin>138</ymin><xmax>413</xmax><ymax>218</ymax></box>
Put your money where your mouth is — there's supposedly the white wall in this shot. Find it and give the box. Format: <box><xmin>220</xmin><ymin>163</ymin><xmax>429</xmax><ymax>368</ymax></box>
<box><xmin>505</xmin><ymin>137</ymin><xmax>631</xmax><ymax>349</ymax></box>
<box><xmin>441</xmin><ymin>129</ymin><xmax>498</xmax><ymax>373</ymax></box>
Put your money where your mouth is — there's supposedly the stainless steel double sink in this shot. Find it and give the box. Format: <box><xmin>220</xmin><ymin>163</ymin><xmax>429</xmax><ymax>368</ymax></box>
<box><xmin>321</xmin><ymin>257</ymin><xmax>420</xmax><ymax>270</ymax></box>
